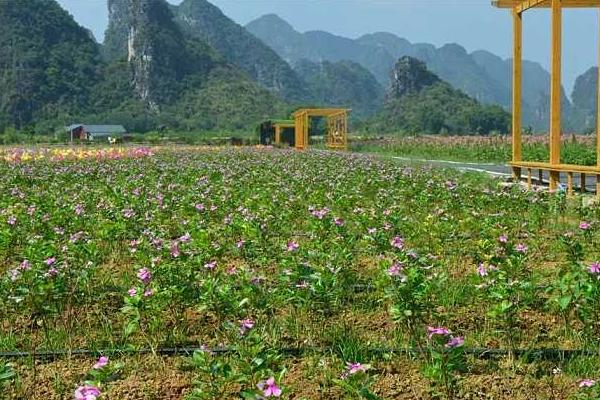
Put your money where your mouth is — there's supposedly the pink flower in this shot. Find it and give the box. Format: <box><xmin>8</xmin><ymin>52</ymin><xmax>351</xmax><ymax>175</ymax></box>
<box><xmin>498</xmin><ymin>235</ymin><xmax>508</xmax><ymax>243</ymax></box>
<box><xmin>7</xmin><ymin>216</ymin><xmax>16</xmax><ymax>226</ymax></box>
<box><xmin>390</xmin><ymin>236</ymin><xmax>404</xmax><ymax>250</ymax></box>
<box><xmin>515</xmin><ymin>243</ymin><xmax>528</xmax><ymax>253</ymax></box>
<box><xmin>589</xmin><ymin>262</ymin><xmax>600</xmax><ymax>274</ymax></box>
<box><xmin>334</xmin><ymin>217</ymin><xmax>345</xmax><ymax>226</ymax></box>
<box><xmin>477</xmin><ymin>263</ymin><xmax>488</xmax><ymax>277</ymax></box>
<box><xmin>92</xmin><ymin>356</ymin><xmax>108</xmax><ymax>369</ymax></box>
<box><xmin>74</xmin><ymin>385</ymin><xmax>101</xmax><ymax>400</ymax></box>
<box><xmin>143</xmin><ymin>288</ymin><xmax>155</xmax><ymax>297</ymax></box>
<box><xmin>170</xmin><ymin>242</ymin><xmax>180</xmax><ymax>258</ymax></box>
<box><xmin>179</xmin><ymin>233</ymin><xmax>191</xmax><ymax>243</ymax></box>
<box><xmin>387</xmin><ymin>262</ymin><xmax>404</xmax><ymax>276</ymax></box>
<box><xmin>75</xmin><ymin>204</ymin><xmax>84</xmax><ymax>216</ymax></box>
<box><xmin>579</xmin><ymin>221</ymin><xmax>591</xmax><ymax>230</ymax></box>
<box><xmin>137</xmin><ymin>267</ymin><xmax>151</xmax><ymax>284</ymax></box>
<box><xmin>346</xmin><ymin>362</ymin><xmax>368</xmax><ymax>375</ymax></box>
<box><xmin>445</xmin><ymin>336</ymin><xmax>464</xmax><ymax>348</ymax></box>
<box><xmin>239</xmin><ymin>318</ymin><xmax>254</xmax><ymax>335</ymax></box>
<box><xmin>427</xmin><ymin>326</ymin><xmax>450</xmax><ymax>339</ymax></box>
<box><xmin>204</xmin><ymin>260</ymin><xmax>217</xmax><ymax>270</ymax></box>
<box><xmin>579</xmin><ymin>379</ymin><xmax>596</xmax><ymax>388</ymax></box>
<box><xmin>45</xmin><ymin>257</ymin><xmax>56</xmax><ymax>266</ymax></box>
<box><xmin>45</xmin><ymin>267</ymin><xmax>59</xmax><ymax>278</ymax></box>
<box><xmin>127</xmin><ymin>288</ymin><xmax>138</xmax><ymax>297</ymax></box>
<box><xmin>286</xmin><ymin>241</ymin><xmax>299</xmax><ymax>252</ymax></box>
<box><xmin>20</xmin><ymin>260</ymin><xmax>31</xmax><ymax>270</ymax></box>
<box><xmin>195</xmin><ymin>203</ymin><xmax>205</xmax><ymax>212</ymax></box>
<box><xmin>236</xmin><ymin>240</ymin><xmax>245</xmax><ymax>249</ymax></box>
<box><xmin>122</xmin><ymin>209</ymin><xmax>134</xmax><ymax>218</ymax></box>
<box><xmin>257</xmin><ymin>377</ymin><xmax>282</xmax><ymax>397</ymax></box>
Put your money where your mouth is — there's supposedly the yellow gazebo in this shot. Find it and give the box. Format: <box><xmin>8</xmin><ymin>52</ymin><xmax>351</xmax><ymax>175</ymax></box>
<box><xmin>292</xmin><ymin>108</ymin><xmax>350</xmax><ymax>151</ymax></box>
<box><xmin>494</xmin><ymin>0</ymin><xmax>600</xmax><ymax>196</ymax></box>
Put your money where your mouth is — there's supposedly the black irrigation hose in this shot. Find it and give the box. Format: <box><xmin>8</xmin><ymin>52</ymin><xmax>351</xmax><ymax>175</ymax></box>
<box><xmin>2</xmin><ymin>346</ymin><xmax>600</xmax><ymax>361</ymax></box>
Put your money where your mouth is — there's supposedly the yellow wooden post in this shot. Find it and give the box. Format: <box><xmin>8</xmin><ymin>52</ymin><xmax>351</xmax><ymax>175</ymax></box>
<box><xmin>597</xmin><ymin>7</ymin><xmax>600</xmax><ymax>197</ymax></box>
<box><xmin>512</xmin><ymin>8</ymin><xmax>523</xmax><ymax>181</ymax></box>
<box><xmin>567</xmin><ymin>171</ymin><xmax>574</xmax><ymax>196</ymax></box>
<box><xmin>275</xmin><ymin>126</ymin><xmax>281</xmax><ymax>145</ymax></box>
<box><xmin>549</xmin><ymin>0</ymin><xmax>562</xmax><ymax>191</ymax></box>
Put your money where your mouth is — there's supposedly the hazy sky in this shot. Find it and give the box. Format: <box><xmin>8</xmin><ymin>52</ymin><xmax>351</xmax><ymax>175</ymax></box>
<box><xmin>56</xmin><ymin>0</ymin><xmax>599</xmax><ymax>95</ymax></box>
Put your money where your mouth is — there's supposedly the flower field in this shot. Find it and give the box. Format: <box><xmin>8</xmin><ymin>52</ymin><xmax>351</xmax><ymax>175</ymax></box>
<box><xmin>352</xmin><ymin>135</ymin><xmax>599</xmax><ymax>166</ymax></box>
<box><xmin>2</xmin><ymin>146</ymin><xmax>600</xmax><ymax>399</ymax></box>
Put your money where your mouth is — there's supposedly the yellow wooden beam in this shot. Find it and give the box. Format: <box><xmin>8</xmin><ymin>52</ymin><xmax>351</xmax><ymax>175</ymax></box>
<box><xmin>516</xmin><ymin>0</ymin><xmax>548</xmax><ymax>12</ymax></box>
<box><xmin>493</xmin><ymin>0</ymin><xmax>600</xmax><ymax>8</ymax></box>
<box><xmin>597</xmin><ymin>7</ymin><xmax>600</xmax><ymax>197</ymax></box>
<box><xmin>510</xmin><ymin>161</ymin><xmax>600</xmax><ymax>174</ymax></box>
<box><xmin>512</xmin><ymin>8</ymin><xmax>522</xmax><ymax>166</ymax></box>
<box><xmin>549</xmin><ymin>0</ymin><xmax>562</xmax><ymax>190</ymax></box>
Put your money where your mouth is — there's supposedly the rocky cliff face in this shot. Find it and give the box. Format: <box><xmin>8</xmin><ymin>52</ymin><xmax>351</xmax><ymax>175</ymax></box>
<box><xmin>173</xmin><ymin>0</ymin><xmax>308</xmax><ymax>101</ymax></box>
<box><xmin>104</xmin><ymin>0</ymin><xmax>217</xmax><ymax>111</ymax></box>
<box><xmin>569</xmin><ymin>67</ymin><xmax>598</xmax><ymax>132</ymax></box>
<box><xmin>388</xmin><ymin>56</ymin><xmax>440</xmax><ymax>99</ymax></box>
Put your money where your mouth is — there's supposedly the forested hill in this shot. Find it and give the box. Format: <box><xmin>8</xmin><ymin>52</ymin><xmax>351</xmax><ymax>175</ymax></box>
<box><xmin>367</xmin><ymin>57</ymin><xmax>511</xmax><ymax>135</ymax></box>
<box><xmin>0</xmin><ymin>0</ymin><xmax>102</xmax><ymax>129</ymax></box>
<box><xmin>246</xmin><ymin>14</ymin><xmax>575</xmax><ymax>132</ymax></box>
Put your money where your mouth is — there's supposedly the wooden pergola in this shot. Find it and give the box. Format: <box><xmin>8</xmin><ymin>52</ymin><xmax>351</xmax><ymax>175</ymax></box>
<box><xmin>494</xmin><ymin>0</ymin><xmax>600</xmax><ymax>196</ymax></box>
<box><xmin>292</xmin><ymin>108</ymin><xmax>350</xmax><ymax>151</ymax></box>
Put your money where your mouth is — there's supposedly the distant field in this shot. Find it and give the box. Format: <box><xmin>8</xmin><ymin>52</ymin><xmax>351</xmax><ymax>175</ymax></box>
<box><xmin>2</xmin><ymin>147</ymin><xmax>600</xmax><ymax>399</ymax></box>
<box><xmin>351</xmin><ymin>135</ymin><xmax>599</xmax><ymax>166</ymax></box>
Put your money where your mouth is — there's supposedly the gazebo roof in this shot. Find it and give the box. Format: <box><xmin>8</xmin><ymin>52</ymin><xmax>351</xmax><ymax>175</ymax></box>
<box><xmin>493</xmin><ymin>0</ymin><xmax>600</xmax><ymax>9</ymax></box>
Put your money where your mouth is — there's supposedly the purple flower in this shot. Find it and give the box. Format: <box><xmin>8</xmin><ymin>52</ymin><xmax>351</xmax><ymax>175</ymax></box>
<box><xmin>170</xmin><ymin>242</ymin><xmax>180</xmax><ymax>258</ymax></box>
<box><xmin>45</xmin><ymin>257</ymin><xmax>56</xmax><ymax>266</ymax></box>
<box><xmin>390</xmin><ymin>236</ymin><xmax>404</xmax><ymax>250</ymax></box>
<box><xmin>45</xmin><ymin>267</ymin><xmax>59</xmax><ymax>278</ymax></box>
<box><xmin>589</xmin><ymin>262</ymin><xmax>600</xmax><ymax>274</ymax></box>
<box><xmin>127</xmin><ymin>288</ymin><xmax>138</xmax><ymax>297</ymax></box>
<box><xmin>20</xmin><ymin>260</ymin><xmax>31</xmax><ymax>270</ymax></box>
<box><xmin>236</xmin><ymin>240</ymin><xmax>245</xmax><ymax>249</ymax></box>
<box><xmin>74</xmin><ymin>385</ymin><xmax>101</xmax><ymax>400</ymax></box>
<box><xmin>195</xmin><ymin>203</ymin><xmax>205</xmax><ymax>212</ymax></box>
<box><xmin>122</xmin><ymin>209</ymin><xmax>134</xmax><ymax>218</ymax></box>
<box><xmin>143</xmin><ymin>288</ymin><xmax>155</xmax><ymax>297</ymax></box>
<box><xmin>498</xmin><ymin>235</ymin><xmax>508</xmax><ymax>243</ymax></box>
<box><xmin>445</xmin><ymin>336</ymin><xmax>464</xmax><ymax>348</ymax></box>
<box><xmin>286</xmin><ymin>241</ymin><xmax>299</xmax><ymax>252</ymax></box>
<box><xmin>427</xmin><ymin>326</ymin><xmax>451</xmax><ymax>339</ymax></box>
<box><xmin>92</xmin><ymin>356</ymin><xmax>108</xmax><ymax>369</ymax></box>
<box><xmin>179</xmin><ymin>233</ymin><xmax>191</xmax><ymax>243</ymax></box>
<box><xmin>334</xmin><ymin>217</ymin><xmax>345</xmax><ymax>226</ymax></box>
<box><xmin>257</xmin><ymin>377</ymin><xmax>282</xmax><ymax>397</ymax></box>
<box><xmin>579</xmin><ymin>221</ymin><xmax>591</xmax><ymax>230</ymax></box>
<box><xmin>346</xmin><ymin>362</ymin><xmax>368</xmax><ymax>375</ymax></box>
<box><xmin>75</xmin><ymin>204</ymin><xmax>84</xmax><ymax>216</ymax></box>
<box><xmin>387</xmin><ymin>262</ymin><xmax>404</xmax><ymax>277</ymax></box>
<box><xmin>579</xmin><ymin>379</ymin><xmax>596</xmax><ymax>388</ymax></box>
<box><xmin>477</xmin><ymin>263</ymin><xmax>488</xmax><ymax>277</ymax></box>
<box><xmin>515</xmin><ymin>243</ymin><xmax>528</xmax><ymax>254</ymax></box>
<box><xmin>7</xmin><ymin>216</ymin><xmax>16</xmax><ymax>226</ymax></box>
<box><xmin>239</xmin><ymin>318</ymin><xmax>254</xmax><ymax>335</ymax></box>
<box><xmin>137</xmin><ymin>267</ymin><xmax>151</xmax><ymax>285</ymax></box>
<box><xmin>204</xmin><ymin>260</ymin><xmax>217</xmax><ymax>270</ymax></box>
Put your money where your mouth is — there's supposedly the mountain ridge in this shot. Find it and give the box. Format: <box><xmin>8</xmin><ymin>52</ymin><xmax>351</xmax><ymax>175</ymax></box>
<box><xmin>246</xmin><ymin>13</ymin><xmax>575</xmax><ymax>132</ymax></box>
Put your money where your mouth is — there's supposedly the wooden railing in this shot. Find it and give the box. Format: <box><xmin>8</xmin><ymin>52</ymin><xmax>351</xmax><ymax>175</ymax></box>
<box><xmin>511</xmin><ymin>161</ymin><xmax>600</xmax><ymax>196</ymax></box>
